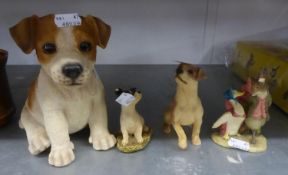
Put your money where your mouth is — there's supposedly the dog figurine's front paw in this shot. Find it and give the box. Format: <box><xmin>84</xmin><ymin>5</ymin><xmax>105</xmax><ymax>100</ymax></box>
<box><xmin>48</xmin><ymin>142</ymin><xmax>75</xmax><ymax>167</ymax></box>
<box><xmin>28</xmin><ymin>130</ymin><xmax>51</xmax><ymax>155</ymax></box>
<box><xmin>192</xmin><ymin>136</ymin><xmax>201</xmax><ymax>146</ymax></box>
<box><xmin>136</xmin><ymin>137</ymin><xmax>144</xmax><ymax>144</ymax></box>
<box><xmin>178</xmin><ymin>139</ymin><xmax>188</xmax><ymax>149</ymax></box>
<box><xmin>89</xmin><ymin>134</ymin><xmax>116</xmax><ymax>150</ymax></box>
<box><xmin>122</xmin><ymin>138</ymin><xmax>129</xmax><ymax>146</ymax></box>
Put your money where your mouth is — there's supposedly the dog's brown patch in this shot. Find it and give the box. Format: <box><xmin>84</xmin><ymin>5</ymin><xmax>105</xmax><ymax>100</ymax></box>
<box><xmin>27</xmin><ymin>79</ymin><xmax>37</xmax><ymax>110</ymax></box>
<box><xmin>186</xmin><ymin>64</ymin><xmax>206</xmax><ymax>80</ymax></box>
<box><xmin>176</xmin><ymin>63</ymin><xmax>207</xmax><ymax>81</ymax></box>
<box><xmin>10</xmin><ymin>15</ymin><xmax>58</xmax><ymax>64</ymax></box>
<box><xmin>10</xmin><ymin>14</ymin><xmax>111</xmax><ymax>64</ymax></box>
<box><xmin>86</xmin><ymin>16</ymin><xmax>111</xmax><ymax>49</ymax></box>
<box><xmin>73</xmin><ymin>18</ymin><xmax>97</xmax><ymax>61</ymax></box>
<box><xmin>34</xmin><ymin>15</ymin><xmax>58</xmax><ymax>64</ymax></box>
<box><xmin>72</xmin><ymin>16</ymin><xmax>111</xmax><ymax>61</ymax></box>
<box><xmin>9</xmin><ymin>15</ymin><xmax>38</xmax><ymax>54</ymax></box>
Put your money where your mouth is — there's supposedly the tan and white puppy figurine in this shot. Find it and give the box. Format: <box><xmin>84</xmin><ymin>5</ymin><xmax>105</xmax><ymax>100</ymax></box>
<box><xmin>164</xmin><ymin>63</ymin><xmax>206</xmax><ymax>149</ymax></box>
<box><xmin>10</xmin><ymin>14</ymin><xmax>116</xmax><ymax>167</ymax></box>
<box><xmin>115</xmin><ymin>88</ymin><xmax>148</xmax><ymax>146</ymax></box>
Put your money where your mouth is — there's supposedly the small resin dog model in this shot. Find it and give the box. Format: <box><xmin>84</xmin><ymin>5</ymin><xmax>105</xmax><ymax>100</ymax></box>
<box><xmin>212</xmin><ymin>89</ymin><xmax>245</xmax><ymax>140</ymax></box>
<box><xmin>164</xmin><ymin>63</ymin><xmax>206</xmax><ymax>149</ymax></box>
<box><xmin>244</xmin><ymin>75</ymin><xmax>272</xmax><ymax>144</ymax></box>
<box><xmin>115</xmin><ymin>88</ymin><xmax>149</xmax><ymax>146</ymax></box>
<box><xmin>10</xmin><ymin>14</ymin><xmax>116</xmax><ymax>167</ymax></box>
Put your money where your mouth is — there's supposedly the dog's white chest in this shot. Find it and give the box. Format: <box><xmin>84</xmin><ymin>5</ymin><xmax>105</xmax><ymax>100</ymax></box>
<box><xmin>120</xmin><ymin>111</ymin><xmax>143</xmax><ymax>134</ymax></box>
<box><xmin>65</xmin><ymin>97</ymin><xmax>92</xmax><ymax>133</ymax></box>
<box><xmin>175</xmin><ymin>101</ymin><xmax>204</xmax><ymax>125</ymax></box>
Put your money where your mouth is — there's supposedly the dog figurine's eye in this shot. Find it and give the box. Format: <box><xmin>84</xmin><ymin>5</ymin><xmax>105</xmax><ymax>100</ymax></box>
<box><xmin>188</xmin><ymin>69</ymin><xmax>194</xmax><ymax>74</ymax></box>
<box><xmin>42</xmin><ymin>43</ymin><xmax>56</xmax><ymax>54</ymax></box>
<box><xmin>79</xmin><ymin>42</ymin><xmax>92</xmax><ymax>52</ymax></box>
<box><xmin>130</xmin><ymin>88</ymin><xmax>137</xmax><ymax>94</ymax></box>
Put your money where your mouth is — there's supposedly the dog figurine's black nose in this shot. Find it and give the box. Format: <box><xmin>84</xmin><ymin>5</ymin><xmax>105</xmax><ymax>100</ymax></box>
<box><xmin>62</xmin><ymin>63</ymin><xmax>83</xmax><ymax>79</ymax></box>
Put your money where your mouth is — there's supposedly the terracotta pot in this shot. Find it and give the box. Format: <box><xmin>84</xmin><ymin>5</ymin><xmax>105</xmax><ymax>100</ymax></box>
<box><xmin>0</xmin><ymin>49</ymin><xmax>15</xmax><ymax>126</ymax></box>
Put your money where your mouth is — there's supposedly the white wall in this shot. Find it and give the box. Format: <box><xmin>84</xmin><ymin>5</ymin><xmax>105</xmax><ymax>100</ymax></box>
<box><xmin>1</xmin><ymin>0</ymin><xmax>288</xmax><ymax>65</ymax></box>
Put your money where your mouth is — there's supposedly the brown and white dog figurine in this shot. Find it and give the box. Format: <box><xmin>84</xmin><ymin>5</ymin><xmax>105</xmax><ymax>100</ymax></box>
<box><xmin>10</xmin><ymin>14</ymin><xmax>116</xmax><ymax>167</ymax></box>
<box><xmin>115</xmin><ymin>88</ymin><xmax>149</xmax><ymax>146</ymax></box>
<box><xmin>164</xmin><ymin>63</ymin><xmax>206</xmax><ymax>149</ymax></box>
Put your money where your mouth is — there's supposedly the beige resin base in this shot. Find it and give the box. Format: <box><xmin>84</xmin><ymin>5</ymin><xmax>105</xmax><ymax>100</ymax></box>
<box><xmin>211</xmin><ymin>132</ymin><xmax>267</xmax><ymax>153</ymax></box>
<box><xmin>117</xmin><ymin>129</ymin><xmax>152</xmax><ymax>153</ymax></box>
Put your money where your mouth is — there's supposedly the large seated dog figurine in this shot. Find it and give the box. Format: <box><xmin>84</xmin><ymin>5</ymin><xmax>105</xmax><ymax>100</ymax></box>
<box><xmin>10</xmin><ymin>14</ymin><xmax>116</xmax><ymax>167</ymax></box>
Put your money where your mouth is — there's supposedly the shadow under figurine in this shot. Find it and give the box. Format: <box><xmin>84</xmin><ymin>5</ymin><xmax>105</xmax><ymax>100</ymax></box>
<box><xmin>163</xmin><ymin>63</ymin><xmax>206</xmax><ymax>149</ymax></box>
<box><xmin>115</xmin><ymin>88</ymin><xmax>151</xmax><ymax>153</ymax></box>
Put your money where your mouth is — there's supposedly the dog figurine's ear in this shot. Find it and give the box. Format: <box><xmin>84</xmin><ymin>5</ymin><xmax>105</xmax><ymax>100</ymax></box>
<box><xmin>86</xmin><ymin>16</ymin><xmax>111</xmax><ymax>49</ymax></box>
<box><xmin>195</xmin><ymin>68</ymin><xmax>207</xmax><ymax>80</ymax></box>
<box><xmin>129</xmin><ymin>88</ymin><xmax>137</xmax><ymax>95</ymax></box>
<box><xmin>188</xmin><ymin>66</ymin><xmax>207</xmax><ymax>81</ymax></box>
<box><xmin>115</xmin><ymin>88</ymin><xmax>123</xmax><ymax>97</ymax></box>
<box><xmin>9</xmin><ymin>15</ymin><xmax>38</xmax><ymax>54</ymax></box>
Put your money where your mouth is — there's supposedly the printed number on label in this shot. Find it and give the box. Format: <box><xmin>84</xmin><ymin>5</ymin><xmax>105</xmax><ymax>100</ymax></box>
<box><xmin>54</xmin><ymin>13</ymin><xmax>81</xmax><ymax>28</ymax></box>
<box><xmin>228</xmin><ymin>138</ymin><xmax>250</xmax><ymax>151</ymax></box>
